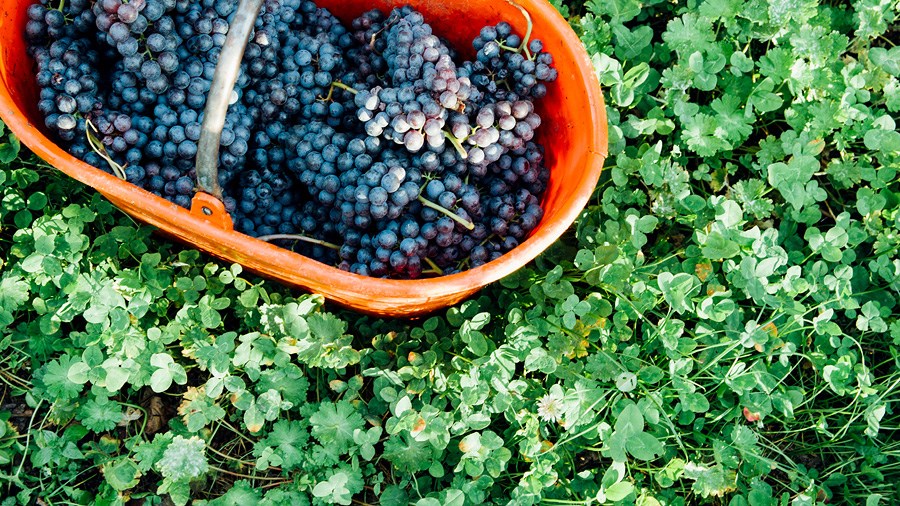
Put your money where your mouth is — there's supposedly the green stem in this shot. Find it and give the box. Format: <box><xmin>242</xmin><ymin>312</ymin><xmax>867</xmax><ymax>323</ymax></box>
<box><xmin>15</xmin><ymin>399</ymin><xmax>45</xmax><ymax>479</ymax></box>
<box><xmin>479</xmin><ymin>233</ymin><xmax>497</xmax><ymax>247</ymax></box>
<box><xmin>208</xmin><ymin>465</ymin><xmax>285</xmax><ymax>481</ymax></box>
<box><xmin>511</xmin><ymin>2</ymin><xmax>534</xmax><ymax>58</ymax></box>
<box><xmin>443</xmin><ymin>131</ymin><xmax>468</xmax><ymax>159</ymax></box>
<box><xmin>330</xmin><ymin>81</ymin><xmax>358</xmax><ymax>95</ymax></box>
<box><xmin>320</xmin><ymin>81</ymin><xmax>357</xmax><ymax>103</ymax></box>
<box><xmin>417</xmin><ymin>195</ymin><xmax>475</xmax><ymax>230</ymax></box>
<box><xmin>256</xmin><ymin>234</ymin><xmax>341</xmax><ymax>251</ymax></box>
<box><xmin>423</xmin><ymin>257</ymin><xmax>444</xmax><ymax>275</ymax></box>
<box><xmin>85</xmin><ymin>119</ymin><xmax>127</xmax><ymax>180</ymax></box>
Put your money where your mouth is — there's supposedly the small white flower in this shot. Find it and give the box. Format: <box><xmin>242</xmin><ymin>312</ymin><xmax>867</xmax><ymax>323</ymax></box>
<box><xmin>536</xmin><ymin>388</ymin><xmax>565</xmax><ymax>424</ymax></box>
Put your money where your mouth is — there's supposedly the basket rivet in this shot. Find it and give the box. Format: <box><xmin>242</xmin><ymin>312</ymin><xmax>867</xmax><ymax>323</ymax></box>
<box><xmin>202</xmin><ymin>207</ymin><xmax>213</xmax><ymax>216</ymax></box>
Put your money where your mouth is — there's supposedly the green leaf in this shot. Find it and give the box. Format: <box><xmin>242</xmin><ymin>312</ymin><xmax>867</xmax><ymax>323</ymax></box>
<box><xmin>606</xmin><ymin>481</ymin><xmax>635</xmax><ymax>501</ymax></box>
<box><xmin>380</xmin><ymin>486</ymin><xmax>409</xmax><ymax>505</ymax></box>
<box><xmin>626</xmin><ymin>432</ymin><xmax>665</xmax><ymax>461</ymax></box>
<box><xmin>353</xmin><ymin>426</ymin><xmax>382</xmax><ymax>461</ymax></box>
<box><xmin>160</xmin><ymin>478</ymin><xmax>191</xmax><ymax>506</ymax></box>
<box><xmin>312</xmin><ymin>468</ymin><xmax>364</xmax><ymax>506</ymax></box>
<box><xmin>702</xmin><ymin>231</ymin><xmax>741</xmax><ymax>259</ymax></box>
<box><xmin>870</xmin><ymin>47</ymin><xmax>900</xmax><ymax>76</ymax></box>
<box><xmin>699</xmin><ymin>0</ymin><xmax>744</xmax><ymax>21</ymax></box>
<box><xmin>710</xmin><ymin>94</ymin><xmax>753</xmax><ymax>144</ymax></box>
<box><xmin>256</xmin><ymin>420</ymin><xmax>309</xmax><ymax>471</ymax></box>
<box><xmin>384</xmin><ymin>434</ymin><xmax>434</xmax><ymax>473</ymax></box>
<box><xmin>656</xmin><ymin>458</ymin><xmax>686</xmax><ymax>488</ymax></box>
<box><xmin>78</xmin><ymin>396</ymin><xmax>122</xmax><ymax>432</ymax></box>
<box><xmin>615</xmin><ymin>371</ymin><xmax>637</xmax><ymax>393</ymax></box>
<box><xmin>682</xmin><ymin>463</ymin><xmax>737</xmax><ymax>497</ymax></box>
<box><xmin>866</xmin><ymin>494</ymin><xmax>884</xmax><ymax>506</ymax></box>
<box><xmin>102</xmin><ymin>358</ymin><xmax>131</xmax><ymax>392</ymax></box>
<box><xmin>0</xmin><ymin>275</ymin><xmax>29</xmax><ymax>314</ymax></box>
<box><xmin>134</xmin><ymin>433</ymin><xmax>173</xmax><ymax>472</ymax></box>
<box><xmin>0</xmin><ymin>134</ymin><xmax>20</xmax><ymax>164</ymax></box>
<box><xmin>441</xmin><ymin>489</ymin><xmax>466</xmax><ymax>506</ymax></box>
<box><xmin>180</xmin><ymin>389</ymin><xmax>226</xmax><ymax>432</ymax></box>
<box><xmin>210</xmin><ymin>481</ymin><xmax>264</xmax><ymax>505</ymax></box>
<box><xmin>767</xmin><ymin>155</ymin><xmax>820</xmax><ymax>210</ymax></box>
<box><xmin>613</xmin><ymin>24</ymin><xmax>653</xmax><ymax>60</ymax></box>
<box><xmin>684</xmin><ymin>392</ymin><xmax>710</xmax><ymax>413</ymax></box>
<box><xmin>681</xmin><ymin>113</ymin><xmax>732</xmax><ymax>156</ymax></box>
<box><xmin>149</xmin><ymin>353</ymin><xmax>187</xmax><ymax>393</ymax></box>
<box><xmin>864</xmin><ymin>128</ymin><xmax>900</xmax><ymax>154</ymax></box>
<box><xmin>102</xmin><ymin>457</ymin><xmax>141</xmax><ymax>492</ymax></box>
<box><xmin>66</xmin><ymin>359</ymin><xmax>92</xmax><ymax>385</ymax></box>
<box><xmin>37</xmin><ymin>355</ymin><xmax>84</xmax><ymax>401</ymax></box>
<box><xmin>615</xmin><ymin>402</ymin><xmax>644</xmax><ymax>437</ymax></box>
<box><xmin>525</xmin><ymin>347</ymin><xmax>557</xmax><ymax>374</ymax></box>
<box><xmin>747</xmin><ymin>78</ymin><xmax>783</xmax><ymax>114</ymax></box>
<box><xmin>308</xmin><ymin>312</ymin><xmax>346</xmax><ymax>341</ymax></box>
<box><xmin>657</xmin><ymin>272</ymin><xmax>701</xmax><ymax>314</ymax></box>
<box><xmin>309</xmin><ymin>401</ymin><xmax>365</xmax><ymax>453</ymax></box>
<box><xmin>662</xmin><ymin>13</ymin><xmax>716</xmax><ymax>57</ymax></box>
<box><xmin>587</xmin><ymin>0</ymin><xmax>641</xmax><ymax>24</ymax></box>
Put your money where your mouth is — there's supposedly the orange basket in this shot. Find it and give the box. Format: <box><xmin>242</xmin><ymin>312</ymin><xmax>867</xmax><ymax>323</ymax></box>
<box><xmin>0</xmin><ymin>0</ymin><xmax>607</xmax><ymax>317</ymax></box>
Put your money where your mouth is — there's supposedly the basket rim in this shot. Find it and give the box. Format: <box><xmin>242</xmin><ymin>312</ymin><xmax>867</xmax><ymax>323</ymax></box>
<box><xmin>0</xmin><ymin>0</ymin><xmax>608</xmax><ymax>313</ymax></box>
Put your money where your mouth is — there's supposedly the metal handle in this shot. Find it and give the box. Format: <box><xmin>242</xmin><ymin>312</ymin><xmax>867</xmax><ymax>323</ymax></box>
<box><xmin>195</xmin><ymin>0</ymin><xmax>265</xmax><ymax>200</ymax></box>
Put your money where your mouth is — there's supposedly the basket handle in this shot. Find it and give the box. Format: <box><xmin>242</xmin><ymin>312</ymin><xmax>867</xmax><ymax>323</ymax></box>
<box><xmin>195</xmin><ymin>0</ymin><xmax>265</xmax><ymax>200</ymax></box>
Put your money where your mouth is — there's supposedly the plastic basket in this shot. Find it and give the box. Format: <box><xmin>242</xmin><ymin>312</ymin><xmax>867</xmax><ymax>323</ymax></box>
<box><xmin>0</xmin><ymin>0</ymin><xmax>608</xmax><ymax>317</ymax></box>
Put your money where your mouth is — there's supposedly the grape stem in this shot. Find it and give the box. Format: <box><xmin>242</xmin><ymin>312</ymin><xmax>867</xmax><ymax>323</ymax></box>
<box><xmin>423</xmin><ymin>257</ymin><xmax>444</xmax><ymax>276</ymax></box>
<box><xmin>479</xmin><ymin>233</ymin><xmax>497</xmax><ymax>247</ymax></box>
<box><xmin>255</xmin><ymin>234</ymin><xmax>341</xmax><ymax>251</ymax></box>
<box><xmin>323</xmin><ymin>81</ymin><xmax>358</xmax><ymax>102</ymax></box>
<box><xmin>510</xmin><ymin>2</ymin><xmax>535</xmax><ymax>59</ymax></box>
<box><xmin>443</xmin><ymin>131</ymin><xmax>469</xmax><ymax>159</ymax></box>
<box><xmin>369</xmin><ymin>13</ymin><xmax>401</xmax><ymax>51</ymax></box>
<box><xmin>417</xmin><ymin>195</ymin><xmax>475</xmax><ymax>231</ymax></box>
<box><xmin>85</xmin><ymin>119</ymin><xmax>127</xmax><ymax>181</ymax></box>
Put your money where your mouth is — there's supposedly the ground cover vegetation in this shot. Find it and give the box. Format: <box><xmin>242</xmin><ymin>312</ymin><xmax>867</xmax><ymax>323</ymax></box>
<box><xmin>0</xmin><ymin>0</ymin><xmax>899</xmax><ymax>504</ymax></box>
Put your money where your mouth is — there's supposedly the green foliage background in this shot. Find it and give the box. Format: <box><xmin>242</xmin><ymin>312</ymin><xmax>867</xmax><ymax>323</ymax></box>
<box><xmin>1</xmin><ymin>0</ymin><xmax>900</xmax><ymax>504</ymax></box>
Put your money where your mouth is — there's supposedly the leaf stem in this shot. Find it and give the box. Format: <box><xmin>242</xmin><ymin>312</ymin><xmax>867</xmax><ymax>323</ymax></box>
<box><xmin>15</xmin><ymin>399</ymin><xmax>45</xmax><ymax>479</ymax></box>
<box><xmin>208</xmin><ymin>464</ymin><xmax>285</xmax><ymax>481</ymax></box>
<box><xmin>207</xmin><ymin>444</ymin><xmax>267</xmax><ymax>468</ymax></box>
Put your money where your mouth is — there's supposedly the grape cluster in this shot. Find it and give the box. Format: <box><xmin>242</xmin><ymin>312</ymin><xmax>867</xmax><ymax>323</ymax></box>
<box><xmin>470</xmin><ymin>22</ymin><xmax>558</xmax><ymax>102</ymax></box>
<box><xmin>26</xmin><ymin>1</ymin><xmax>557</xmax><ymax>279</ymax></box>
<box><xmin>346</xmin><ymin>9</ymin><xmax>389</xmax><ymax>88</ymax></box>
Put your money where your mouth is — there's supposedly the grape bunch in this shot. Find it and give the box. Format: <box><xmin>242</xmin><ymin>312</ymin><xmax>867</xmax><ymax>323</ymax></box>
<box><xmin>26</xmin><ymin>0</ymin><xmax>558</xmax><ymax>279</ymax></box>
<box><xmin>346</xmin><ymin>9</ymin><xmax>390</xmax><ymax>88</ymax></box>
<box><xmin>470</xmin><ymin>21</ymin><xmax>558</xmax><ymax>102</ymax></box>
